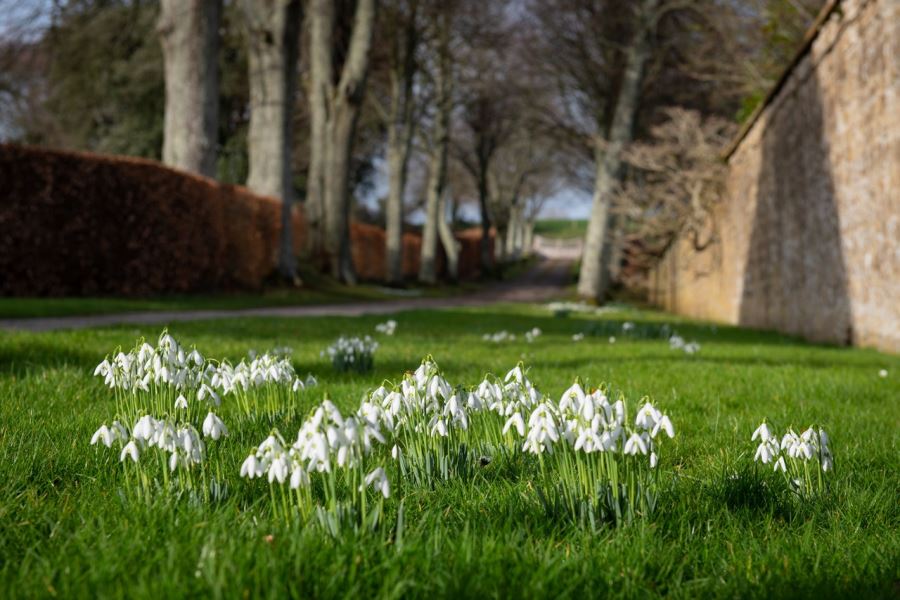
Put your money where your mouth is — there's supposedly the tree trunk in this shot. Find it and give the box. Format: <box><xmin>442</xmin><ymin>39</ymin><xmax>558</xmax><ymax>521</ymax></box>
<box><xmin>477</xmin><ymin>175</ymin><xmax>493</xmax><ymax>275</ymax></box>
<box><xmin>419</xmin><ymin>21</ymin><xmax>451</xmax><ymax>284</ymax></box>
<box><xmin>158</xmin><ymin>0</ymin><xmax>220</xmax><ymax>177</ymax></box>
<box><xmin>312</xmin><ymin>0</ymin><xmax>376</xmax><ymax>283</ymax></box>
<box><xmin>437</xmin><ymin>192</ymin><xmax>459</xmax><ymax>281</ymax></box>
<box><xmin>384</xmin><ymin>79</ymin><xmax>415</xmax><ymax>284</ymax></box>
<box><xmin>306</xmin><ymin>0</ymin><xmax>332</xmax><ymax>264</ymax></box>
<box><xmin>418</xmin><ymin>125</ymin><xmax>447</xmax><ymax>283</ymax></box>
<box><xmin>324</xmin><ymin>103</ymin><xmax>360</xmax><ymax>283</ymax></box>
<box><xmin>523</xmin><ymin>221</ymin><xmax>535</xmax><ymax>256</ymax></box>
<box><xmin>577</xmin><ymin>0</ymin><xmax>657</xmax><ymax>300</ymax></box>
<box><xmin>243</xmin><ymin>0</ymin><xmax>302</xmax><ymax>280</ymax></box>
<box><xmin>385</xmin><ymin>9</ymin><xmax>418</xmax><ymax>285</ymax></box>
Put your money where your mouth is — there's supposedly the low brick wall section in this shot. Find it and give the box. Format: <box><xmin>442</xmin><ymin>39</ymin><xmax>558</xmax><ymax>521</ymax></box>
<box><xmin>648</xmin><ymin>0</ymin><xmax>899</xmax><ymax>353</ymax></box>
<box><xmin>0</xmin><ymin>144</ymin><xmax>491</xmax><ymax>296</ymax></box>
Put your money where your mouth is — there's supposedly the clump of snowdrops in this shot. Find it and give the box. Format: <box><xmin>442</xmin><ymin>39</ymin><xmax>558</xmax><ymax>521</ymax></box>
<box><xmin>241</xmin><ymin>356</ymin><xmax>677</xmax><ymax>531</ymax></box>
<box><xmin>669</xmin><ymin>334</ymin><xmax>700</xmax><ymax>354</ymax></box>
<box><xmin>322</xmin><ymin>335</ymin><xmax>378</xmax><ymax>374</ymax></box>
<box><xmin>93</xmin><ymin>331</ymin><xmax>315</xmax><ymax>422</ymax></box>
<box><xmin>91</xmin><ymin>412</ymin><xmax>229</xmax><ymax>501</ymax></box>
<box><xmin>483</xmin><ymin>327</ymin><xmax>542</xmax><ymax>344</ymax></box>
<box><xmin>90</xmin><ymin>331</ymin><xmax>315</xmax><ymax>499</ymax></box>
<box><xmin>751</xmin><ymin>421</ymin><xmax>833</xmax><ymax>498</ymax></box>
<box><xmin>240</xmin><ymin>399</ymin><xmax>391</xmax><ymax>534</ymax></box>
<box><xmin>375</xmin><ymin>319</ymin><xmax>397</xmax><ymax>336</ymax></box>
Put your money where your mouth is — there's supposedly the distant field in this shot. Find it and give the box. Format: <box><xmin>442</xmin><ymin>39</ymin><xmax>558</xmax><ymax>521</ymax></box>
<box><xmin>534</xmin><ymin>219</ymin><xmax>588</xmax><ymax>239</ymax></box>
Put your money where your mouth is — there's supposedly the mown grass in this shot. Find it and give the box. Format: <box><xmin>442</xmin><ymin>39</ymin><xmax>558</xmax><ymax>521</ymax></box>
<box><xmin>1</xmin><ymin>304</ymin><xmax>898</xmax><ymax>598</ymax></box>
<box><xmin>0</xmin><ymin>266</ymin><xmax>480</xmax><ymax>320</ymax></box>
<box><xmin>533</xmin><ymin>219</ymin><xmax>588</xmax><ymax>239</ymax></box>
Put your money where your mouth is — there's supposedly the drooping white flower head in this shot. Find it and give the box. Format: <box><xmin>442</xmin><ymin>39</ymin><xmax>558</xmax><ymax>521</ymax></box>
<box><xmin>751</xmin><ymin>422</ymin><xmax>771</xmax><ymax>443</ymax></box>
<box><xmin>362</xmin><ymin>467</ymin><xmax>390</xmax><ymax>498</ymax></box>
<box><xmin>202</xmin><ymin>412</ymin><xmax>228</xmax><ymax>440</ymax></box>
<box><xmin>120</xmin><ymin>440</ymin><xmax>140</xmax><ymax>463</ymax></box>
<box><xmin>624</xmin><ymin>433</ymin><xmax>648</xmax><ymax>456</ymax></box>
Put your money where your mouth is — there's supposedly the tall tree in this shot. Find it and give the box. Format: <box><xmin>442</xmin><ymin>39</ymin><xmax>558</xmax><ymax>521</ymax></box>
<box><xmin>576</xmin><ymin>0</ymin><xmax>659</xmax><ymax>300</ymax></box>
<box><xmin>379</xmin><ymin>0</ymin><xmax>421</xmax><ymax>284</ymax></box>
<box><xmin>158</xmin><ymin>0</ymin><xmax>221</xmax><ymax>177</ymax></box>
<box><xmin>307</xmin><ymin>0</ymin><xmax>378</xmax><ymax>283</ymax></box>
<box><xmin>418</xmin><ymin>3</ymin><xmax>452</xmax><ymax>284</ymax></box>
<box><xmin>242</xmin><ymin>0</ymin><xmax>303</xmax><ymax>280</ymax></box>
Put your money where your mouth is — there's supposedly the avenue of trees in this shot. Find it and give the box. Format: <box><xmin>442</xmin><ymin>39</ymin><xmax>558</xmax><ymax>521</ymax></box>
<box><xmin>0</xmin><ymin>0</ymin><xmax>823</xmax><ymax>298</ymax></box>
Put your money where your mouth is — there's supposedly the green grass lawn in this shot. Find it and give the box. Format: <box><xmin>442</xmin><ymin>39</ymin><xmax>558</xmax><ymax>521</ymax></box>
<box><xmin>1</xmin><ymin>304</ymin><xmax>898</xmax><ymax>598</ymax></box>
<box><xmin>0</xmin><ymin>268</ymin><xmax>481</xmax><ymax>320</ymax></box>
<box><xmin>533</xmin><ymin>219</ymin><xmax>588</xmax><ymax>239</ymax></box>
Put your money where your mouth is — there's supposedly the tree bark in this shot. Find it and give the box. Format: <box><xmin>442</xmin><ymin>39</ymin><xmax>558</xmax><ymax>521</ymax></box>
<box><xmin>477</xmin><ymin>174</ymin><xmax>493</xmax><ymax>275</ymax></box>
<box><xmin>437</xmin><ymin>192</ymin><xmax>460</xmax><ymax>281</ymax></box>
<box><xmin>419</xmin><ymin>16</ymin><xmax>451</xmax><ymax>284</ymax></box>
<box><xmin>577</xmin><ymin>0</ymin><xmax>658</xmax><ymax>300</ymax></box>
<box><xmin>418</xmin><ymin>118</ymin><xmax>448</xmax><ymax>282</ymax></box>
<box><xmin>310</xmin><ymin>0</ymin><xmax>377</xmax><ymax>283</ymax></box>
<box><xmin>305</xmin><ymin>0</ymin><xmax>332</xmax><ymax>264</ymax></box>
<box><xmin>385</xmin><ymin>5</ymin><xmax>418</xmax><ymax>285</ymax></box>
<box><xmin>158</xmin><ymin>0</ymin><xmax>220</xmax><ymax>177</ymax></box>
<box><xmin>522</xmin><ymin>220</ymin><xmax>535</xmax><ymax>256</ymax></box>
<box><xmin>243</xmin><ymin>0</ymin><xmax>302</xmax><ymax>280</ymax></box>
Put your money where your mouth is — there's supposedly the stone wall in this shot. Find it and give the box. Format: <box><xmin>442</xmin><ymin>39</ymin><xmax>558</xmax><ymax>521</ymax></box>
<box><xmin>649</xmin><ymin>0</ymin><xmax>899</xmax><ymax>353</ymax></box>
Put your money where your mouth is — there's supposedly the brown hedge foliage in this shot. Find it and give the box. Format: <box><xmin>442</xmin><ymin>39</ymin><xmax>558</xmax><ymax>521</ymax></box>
<box><xmin>0</xmin><ymin>144</ymin><xmax>493</xmax><ymax>296</ymax></box>
<box><xmin>0</xmin><ymin>144</ymin><xmax>304</xmax><ymax>296</ymax></box>
<box><xmin>349</xmin><ymin>223</ymin><xmax>493</xmax><ymax>281</ymax></box>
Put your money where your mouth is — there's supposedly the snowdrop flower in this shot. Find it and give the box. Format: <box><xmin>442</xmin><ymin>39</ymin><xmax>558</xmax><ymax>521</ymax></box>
<box><xmin>878</xmin><ymin>369</ymin><xmax>888</xmax><ymax>378</ymax></box>
<box><xmin>133</xmin><ymin>415</ymin><xmax>156</xmax><ymax>442</ymax></box>
<box><xmin>268</xmin><ymin>454</ymin><xmax>289</xmax><ymax>484</ymax></box>
<box><xmin>650</xmin><ymin>452</ymin><xmax>658</xmax><ymax>468</ymax></box>
<box><xmin>622</xmin><ymin>322</ymin><xmax>635</xmax><ymax>332</ymax></box>
<box><xmin>202</xmin><ymin>412</ymin><xmax>228</xmax><ymax>440</ymax></box>
<box><xmin>174</xmin><ymin>394</ymin><xmax>188</xmax><ymax>410</ymax></box>
<box><xmin>754</xmin><ymin>440</ymin><xmax>776</xmax><ymax>464</ymax></box>
<box><xmin>305</xmin><ymin>374</ymin><xmax>318</xmax><ymax>387</ymax></box>
<box><xmin>198</xmin><ymin>384</ymin><xmax>220</xmax><ymax>407</ymax></box>
<box><xmin>572</xmin><ymin>333</ymin><xmax>585</xmax><ymax>341</ymax></box>
<box><xmin>363</xmin><ymin>467</ymin><xmax>390</xmax><ymax>498</ymax></box>
<box><xmin>635</xmin><ymin>402</ymin><xmax>660</xmax><ymax>429</ymax></box>
<box><xmin>240</xmin><ymin>454</ymin><xmax>264</xmax><ymax>479</ymax></box>
<box><xmin>651</xmin><ymin>415</ymin><xmax>675</xmax><ymax>439</ymax></box>
<box><xmin>624</xmin><ymin>433</ymin><xmax>648</xmax><ymax>456</ymax></box>
<box><xmin>609</xmin><ymin>336</ymin><xmax>616</xmax><ymax>344</ymax></box>
<box><xmin>773</xmin><ymin>456</ymin><xmax>786</xmax><ymax>472</ymax></box>
<box><xmin>120</xmin><ymin>440</ymin><xmax>140</xmax><ymax>463</ymax></box>
<box><xmin>574</xmin><ymin>428</ymin><xmax>602</xmax><ymax>453</ymax></box>
<box><xmin>375</xmin><ymin>320</ymin><xmax>397</xmax><ymax>335</ymax></box>
<box><xmin>91</xmin><ymin>425</ymin><xmax>115</xmax><ymax>448</ymax></box>
<box><xmin>292</xmin><ymin>378</ymin><xmax>305</xmax><ymax>392</ymax></box>
<box><xmin>289</xmin><ymin>466</ymin><xmax>310</xmax><ymax>489</ymax></box>
<box><xmin>503</xmin><ymin>413</ymin><xmax>526</xmax><ymax>437</ymax></box>
<box><xmin>751</xmin><ymin>422</ymin><xmax>771</xmax><ymax>443</ymax></box>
